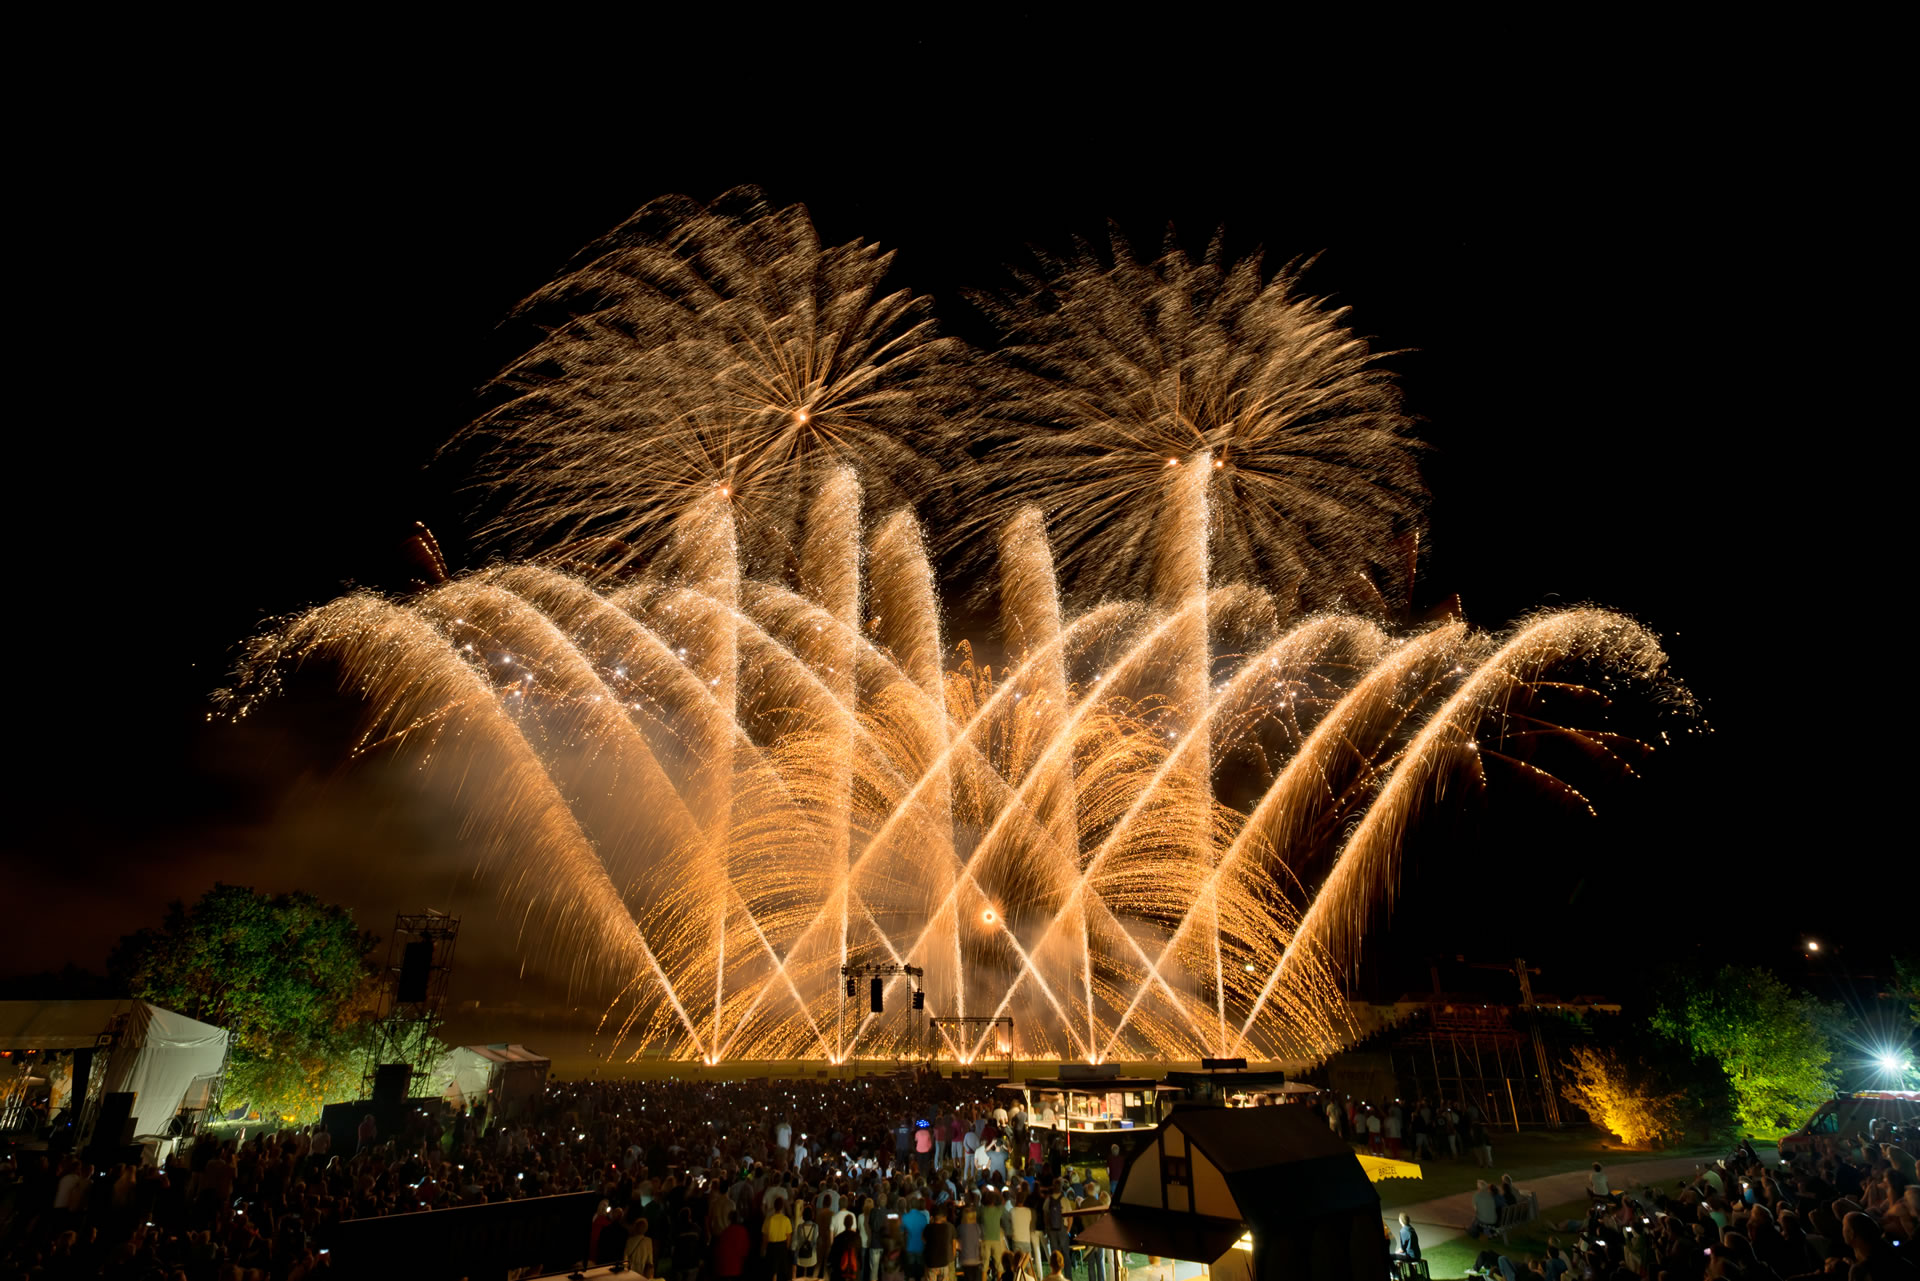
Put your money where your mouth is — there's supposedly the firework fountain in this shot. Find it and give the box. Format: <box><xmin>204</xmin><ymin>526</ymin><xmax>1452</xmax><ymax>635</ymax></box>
<box><xmin>227</xmin><ymin>189</ymin><xmax>1686</xmax><ymax>1064</ymax></box>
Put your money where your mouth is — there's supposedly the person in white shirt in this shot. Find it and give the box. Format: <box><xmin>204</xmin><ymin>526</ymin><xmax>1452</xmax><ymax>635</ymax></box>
<box><xmin>1585</xmin><ymin>1163</ymin><xmax>1610</xmax><ymax>1200</ymax></box>
<box><xmin>993</xmin><ymin>1105</ymin><xmax>1010</xmax><ymax>1127</ymax></box>
<box><xmin>54</xmin><ymin>1161</ymin><xmax>88</xmax><ymax>1213</ymax></box>
<box><xmin>1009</xmin><ymin>1191</ymin><xmax>1038</xmax><ymax>1272</ymax></box>
<box><xmin>777</xmin><ymin>1118</ymin><xmax>794</xmax><ymax>1151</ymax></box>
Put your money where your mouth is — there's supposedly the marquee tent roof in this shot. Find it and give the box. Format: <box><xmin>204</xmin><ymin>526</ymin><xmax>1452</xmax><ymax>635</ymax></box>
<box><xmin>456</xmin><ymin>1044</ymin><xmax>548</xmax><ymax>1066</ymax></box>
<box><xmin>0</xmin><ymin>999</ymin><xmax>228</xmax><ymax>1139</ymax></box>
<box><xmin>0</xmin><ymin>1000</ymin><xmax>143</xmax><ymax>1050</ymax></box>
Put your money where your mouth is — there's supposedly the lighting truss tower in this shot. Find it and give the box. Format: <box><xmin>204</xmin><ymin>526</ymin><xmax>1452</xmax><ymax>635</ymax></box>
<box><xmin>837</xmin><ymin>962</ymin><xmax>925</xmax><ymax>1060</ymax></box>
<box><xmin>361</xmin><ymin>910</ymin><xmax>460</xmax><ymax>1099</ymax></box>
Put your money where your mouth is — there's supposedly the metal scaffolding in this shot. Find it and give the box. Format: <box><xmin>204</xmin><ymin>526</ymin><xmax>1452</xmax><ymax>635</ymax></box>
<box><xmin>360</xmin><ymin>911</ymin><xmax>460</xmax><ymax>1099</ymax></box>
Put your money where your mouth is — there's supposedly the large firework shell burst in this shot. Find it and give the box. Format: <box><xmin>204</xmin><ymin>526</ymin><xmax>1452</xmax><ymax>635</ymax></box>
<box><xmin>456</xmin><ymin>186</ymin><xmax>972</xmax><ymax>579</ymax></box>
<box><xmin>960</xmin><ymin>226</ymin><xmax>1425</xmax><ymax>614</ymax></box>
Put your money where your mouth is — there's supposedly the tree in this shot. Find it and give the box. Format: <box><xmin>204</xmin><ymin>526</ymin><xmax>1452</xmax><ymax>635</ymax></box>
<box><xmin>1894</xmin><ymin>956</ymin><xmax>1920</xmax><ymax>1029</ymax></box>
<box><xmin>1651</xmin><ymin>964</ymin><xmax>1839</xmax><ymax>1137</ymax></box>
<box><xmin>1560</xmin><ymin>1045</ymin><xmax>1687</xmax><ymax>1146</ymax></box>
<box><xmin>108</xmin><ymin>884</ymin><xmax>383</xmax><ymax>1122</ymax></box>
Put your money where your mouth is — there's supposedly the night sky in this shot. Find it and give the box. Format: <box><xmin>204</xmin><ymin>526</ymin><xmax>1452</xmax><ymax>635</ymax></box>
<box><xmin>7</xmin><ymin>60</ymin><xmax>1892</xmax><ymax>1042</ymax></box>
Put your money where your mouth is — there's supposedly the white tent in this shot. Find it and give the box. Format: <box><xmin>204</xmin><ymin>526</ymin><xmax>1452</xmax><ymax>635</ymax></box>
<box><xmin>0</xmin><ymin>999</ymin><xmax>227</xmax><ymax>1140</ymax></box>
<box><xmin>432</xmin><ymin>1044</ymin><xmax>549</xmax><ymax>1116</ymax></box>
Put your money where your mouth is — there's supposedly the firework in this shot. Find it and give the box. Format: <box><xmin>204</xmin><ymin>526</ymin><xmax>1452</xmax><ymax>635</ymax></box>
<box><xmin>224</xmin><ymin>198</ymin><xmax>1691</xmax><ymax>1065</ymax></box>
<box><xmin>226</xmin><ymin>503</ymin><xmax>1682</xmax><ymax>1063</ymax></box>
<box><xmin>455</xmin><ymin>187</ymin><xmax>972</xmax><ymax>576</ymax></box>
<box><xmin>960</xmin><ymin>229</ymin><xmax>1424</xmax><ymax>612</ymax></box>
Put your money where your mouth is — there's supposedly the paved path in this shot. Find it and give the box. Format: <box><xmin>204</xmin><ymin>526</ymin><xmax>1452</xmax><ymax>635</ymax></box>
<box><xmin>1380</xmin><ymin>1149</ymin><xmax>1777</xmax><ymax>1247</ymax></box>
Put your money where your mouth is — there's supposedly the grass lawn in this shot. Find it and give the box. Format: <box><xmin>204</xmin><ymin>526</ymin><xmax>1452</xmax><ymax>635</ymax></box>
<box><xmin>1374</xmin><ymin>1127</ymin><xmax>1724</xmax><ymax>1206</ymax></box>
<box><xmin>1418</xmin><ymin>1197</ymin><xmax>1591</xmax><ymax>1279</ymax></box>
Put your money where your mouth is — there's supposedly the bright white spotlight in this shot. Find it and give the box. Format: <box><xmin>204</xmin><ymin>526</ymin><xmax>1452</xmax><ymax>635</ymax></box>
<box><xmin>1877</xmin><ymin>1052</ymin><xmax>1908</xmax><ymax>1074</ymax></box>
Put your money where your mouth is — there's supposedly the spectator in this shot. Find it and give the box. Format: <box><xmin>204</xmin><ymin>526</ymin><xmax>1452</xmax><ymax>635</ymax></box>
<box><xmin>903</xmin><ymin>1196</ymin><xmax>930</xmax><ymax>1278</ymax></box>
<box><xmin>1841</xmin><ymin>1210</ymin><xmax>1916</xmax><ymax>1281</ymax></box>
<box><xmin>1042</xmin><ymin>1182</ymin><xmax>1071</xmax><ymax>1268</ymax></box>
<box><xmin>794</xmin><ymin>1204</ymin><xmax>822</xmax><ymax>1279</ymax></box>
<box><xmin>717</xmin><ymin>1211</ymin><xmax>752</xmax><ymax>1281</ymax></box>
<box><xmin>626</xmin><ymin>1215</ymin><xmax>656</xmax><ymax>1276</ymax></box>
<box><xmin>924</xmin><ymin>1203</ymin><xmax>956</xmax><ymax>1281</ymax></box>
<box><xmin>979</xmin><ymin>1189</ymin><xmax>1005</xmax><ymax>1280</ymax></box>
<box><xmin>1009</xmin><ymin>1191</ymin><xmax>1038</xmax><ymax>1273</ymax></box>
<box><xmin>674</xmin><ymin>1208</ymin><xmax>707</xmax><ymax>1281</ymax></box>
<box><xmin>1471</xmin><ymin>1120</ymin><xmax>1493</xmax><ymax>1169</ymax></box>
<box><xmin>957</xmin><ymin>1203</ymin><xmax>983</xmax><ymax>1281</ymax></box>
<box><xmin>767</xmin><ymin>1193</ymin><xmax>797</xmax><ymax>1281</ymax></box>
<box><xmin>1078</xmin><ymin>1182</ymin><xmax>1110</xmax><ymax>1281</ymax></box>
<box><xmin>1472</xmin><ymin>1180</ymin><xmax>1502</xmax><ymax>1239</ymax></box>
<box><xmin>1586</xmin><ymin>1163</ymin><xmax>1610</xmax><ymax>1202</ymax></box>
<box><xmin>1391</xmin><ymin>1212</ymin><xmax>1422</xmax><ymax>1278</ymax></box>
<box><xmin>829</xmin><ymin>1211</ymin><xmax>863</xmax><ymax>1281</ymax></box>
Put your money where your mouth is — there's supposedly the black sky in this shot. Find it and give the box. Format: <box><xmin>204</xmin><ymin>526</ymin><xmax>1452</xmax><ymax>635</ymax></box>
<box><xmin>5</xmin><ymin>44</ymin><xmax>1897</xmax><ymax>1027</ymax></box>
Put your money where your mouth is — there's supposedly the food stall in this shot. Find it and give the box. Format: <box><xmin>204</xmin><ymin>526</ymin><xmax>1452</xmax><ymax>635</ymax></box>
<box><xmin>1075</xmin><ymin>1106</ymin><xmax>1392</xmax><ymax>1281</ymax></box>
<box><xmin>998</xmin><ymin>1075</ymin><xmax>1181</xmax><ymax>1184</ymax></box>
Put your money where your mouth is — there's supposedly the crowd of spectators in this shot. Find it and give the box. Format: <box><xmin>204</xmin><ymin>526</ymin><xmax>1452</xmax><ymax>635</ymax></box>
<box><xmin>1462</xmin><ymin>1136</ymin><xmax>1918</xmax><ymax>1281</ymax></box>
<box><xmin>7</xmin><ymin>1075</ymin><xmax>1915</xmax><ymax>1281</ymax></box>
<box><xmin>0</xmin><ymin>1072</ymin><xmax>1117</xmax><ymax>1281</ymax></box>
<box><xmin>1328</xmin><ymin>1097</ymin><xmax>1500</xmax><ymax>1168</ymax></box>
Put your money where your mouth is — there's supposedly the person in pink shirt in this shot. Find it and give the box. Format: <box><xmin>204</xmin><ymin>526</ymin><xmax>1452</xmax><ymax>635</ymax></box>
<box><xmin>915</xmin><ymin>1120</ymin><xmax>934</xmax><ymax>1173</ymax></box>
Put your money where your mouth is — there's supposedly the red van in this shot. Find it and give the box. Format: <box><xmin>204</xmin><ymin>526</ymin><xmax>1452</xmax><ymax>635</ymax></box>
<box><xmin>1777</xmin><ymin>1091</ymin><xmax>1920</xmax><ymax>1155</ymax></box>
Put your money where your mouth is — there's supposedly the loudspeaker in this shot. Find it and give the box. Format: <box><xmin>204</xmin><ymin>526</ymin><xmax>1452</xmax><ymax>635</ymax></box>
<box><xmin>911</xmin><ymin>989</ymin><xmax>925</xmax><ymax>1011</ymax></box>
<box><xmin>845</xmin><ymin>977</ymin><xmax>857</xmax><ymax>998</ymax></box>
<box><xmin>397</xmin><ymin>939</ymin><xmax>434</xmax><ymax>1003</ymax></box>
<box><xmin>868</xmin><ymin>977</ymin><xmax>884</xmax><ymax>1013</ymax></box>
<box><xmin>94</xmin><ymin>1092</ymin><xmax>136</xmax><ymax>1146</ymax></box>
<box><xmin>372</xmin><ymin>1063</ymin><xmax>412</xmax><ymax>1105</ymax></box>
<box><xmin>1200</xmin><ymin>1057</ymin><xmax>1249</xmax><ymax>1071</ymax></box>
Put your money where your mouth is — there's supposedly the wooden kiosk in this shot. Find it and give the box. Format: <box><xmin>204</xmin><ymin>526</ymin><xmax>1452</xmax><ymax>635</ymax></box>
<box><xmin>1075</xmin><ymin>1106</ymin><xmax>1389</xmax><ymax>1281</ymax></box>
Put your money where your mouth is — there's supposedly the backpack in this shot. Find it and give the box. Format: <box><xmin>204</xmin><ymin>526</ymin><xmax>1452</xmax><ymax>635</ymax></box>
<box><xmin>832</xmin><ymin>1235</ymin><xmax>861</xmax><ymax>1278</ymax></box>
<box><xmin>796</xmin><ymin>1219</ymin><xmax>819</xmax><ymax>1261</ymax></box>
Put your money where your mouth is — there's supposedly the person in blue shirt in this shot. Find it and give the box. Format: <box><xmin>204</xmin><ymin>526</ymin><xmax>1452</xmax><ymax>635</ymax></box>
<box><xmin>903</xmin><ymin>1197</ymin><xmax>931</xmax><ymax>1278</ymax></box>
<box><xmin>1391</xmin><ymin>1213</ymin><xmax>1422</xmax><ymax>1277</ymax></box>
